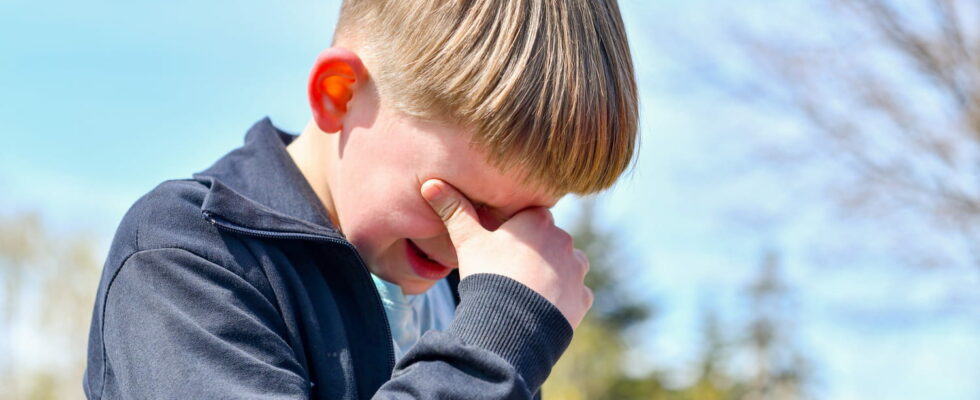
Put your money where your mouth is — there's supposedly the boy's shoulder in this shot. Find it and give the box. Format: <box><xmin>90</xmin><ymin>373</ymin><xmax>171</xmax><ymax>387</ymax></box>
<box><xmin>105</xmin><ymin>118</ymin><xmax>335</xmax><ymax>273</ymax></box>
<box><xmin>117</xmin><ymin>178</ymin><xmax>217</xmax><ymax>250</ymax></box>
<box><xmin>103</xmin><ymin>178</ymin><xmax>242</xmax><ymax>277</ymax></box>
<box><xmin>85</xmin><ymin>176</ymin><xmax>316</xmax><ymax>400</ymax></box>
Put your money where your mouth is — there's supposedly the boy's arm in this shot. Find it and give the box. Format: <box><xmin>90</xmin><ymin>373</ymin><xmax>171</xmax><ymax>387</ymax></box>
<box><xmin>97</xmin><ymin>248</ymin><xmax>310</xmax><ymax>399</ymax></box>
<box><xmin>97</xmin><ymin>248</ymin><xmax>562</xmax><ymax>400</ymax></box>
<box><xmin>376</xmin><ymin>273</ymin><xmax>572</xmax><ymax>399</ymax></box>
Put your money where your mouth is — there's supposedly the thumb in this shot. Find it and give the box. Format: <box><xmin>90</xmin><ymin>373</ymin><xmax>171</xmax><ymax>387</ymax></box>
<box><xmin>420</xmin><ymin>179</ymin><xmax>484</xmax><ymax>244</ymax></box>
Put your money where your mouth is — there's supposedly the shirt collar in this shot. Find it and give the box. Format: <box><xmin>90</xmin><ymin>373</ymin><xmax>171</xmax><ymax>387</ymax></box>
<box><xmin>192</xmin><ymin>117</ymin><xmax>343</xmax><ymax>240</ymax></box>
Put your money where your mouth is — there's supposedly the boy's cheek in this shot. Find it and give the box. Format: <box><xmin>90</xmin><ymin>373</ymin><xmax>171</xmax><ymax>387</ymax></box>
<box><xmin>348</xmin><ymin>206</ymin><xmax>442</xmax><ymax>240</ymax></box>
<box><xmin>408</xmin><ymin>216</ymin><xmax>451</xmax><ymax>240</ymax></box>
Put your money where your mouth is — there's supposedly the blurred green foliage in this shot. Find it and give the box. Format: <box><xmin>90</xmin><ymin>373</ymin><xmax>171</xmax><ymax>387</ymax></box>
<box><xmin>543</xmin><ymin>202</ymin><xmax>811</xmax><ymax>400</ymax></box>
<box><xmin>0</xmin><ymin>213</ymin><xmax>100</xmax><ymax>400</ymax></box>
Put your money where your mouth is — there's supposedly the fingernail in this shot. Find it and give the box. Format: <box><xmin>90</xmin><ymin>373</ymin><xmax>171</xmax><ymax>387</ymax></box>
<box><xmin>420</xmin><ymin>180</ymin><xmax>443</xmax><ymax>201</ymax></box>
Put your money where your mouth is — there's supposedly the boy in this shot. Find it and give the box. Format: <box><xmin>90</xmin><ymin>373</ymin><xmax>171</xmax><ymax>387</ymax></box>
<box><xmin>83</xmin><ymin>0</ymin><xmax>637</xmax><ymax>398</ymax></box>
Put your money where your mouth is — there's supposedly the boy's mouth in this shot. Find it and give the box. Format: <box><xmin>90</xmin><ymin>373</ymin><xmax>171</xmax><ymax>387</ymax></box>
<box><xmin>404</xmin><ymin>239</ymin><xmax>452</xmax><ymax>281</ymax></box>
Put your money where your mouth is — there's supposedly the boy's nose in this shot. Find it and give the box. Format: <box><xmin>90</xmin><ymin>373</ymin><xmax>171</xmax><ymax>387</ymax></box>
<box><xmin>412</xmin><ymin>236</ymin><xmax>459</xmax><ymax>269</ymax></box>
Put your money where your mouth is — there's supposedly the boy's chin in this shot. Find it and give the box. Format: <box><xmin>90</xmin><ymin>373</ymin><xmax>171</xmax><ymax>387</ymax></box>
<box><xmin>398</xmin><ymin>278</ymin><xmax>439</xmax><ymax>296</ymax></box>
<box><xmin>370</xmin><ymin>269</ymin><xmax>438</xmax><ymax>295</ymax></box>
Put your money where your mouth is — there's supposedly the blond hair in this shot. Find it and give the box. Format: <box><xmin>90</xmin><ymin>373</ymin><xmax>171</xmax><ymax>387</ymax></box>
<box><xmin>335</xmin><ymin>0</ymin><xmax>638</xmax><ymax>195</ymax></box>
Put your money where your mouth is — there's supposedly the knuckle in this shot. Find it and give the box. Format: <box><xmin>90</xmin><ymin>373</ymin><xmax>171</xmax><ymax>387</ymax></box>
<box><xmin>505</xmin><ymin>209</ymin><xmax>533</xmax><ymax>225</ymax></box>
<box><xmin>539</xmin><ymin>208</ymin><xmax>555</xmax><ymax>225</ymax></box>
<box><xmin>555</xmin><ymin>230</ymin><xmax>574</xmax><ymax>249</ymax></box>
<box><xmin>579</xmin><ymin>252</ymin><xmax>590</xmax><ymax>274</ymax></box>
<box><xmin>521</xmin><ymin>207</ymin><xmax>551</xmax><ymax>225</ymax></box>
<box><xmin>533</xmin><ymin>206</ymin><xmax>549</xmax><ymax>217</ymax></box>
<box><xmin>437</xmin><ymin>199</ymin><xmax>462</xmax><ymax>223</ymax></box>
<box><xmin>570</xmin><ymin>248</ymin><xmax>589</xmax><ymax>276</ymax></box>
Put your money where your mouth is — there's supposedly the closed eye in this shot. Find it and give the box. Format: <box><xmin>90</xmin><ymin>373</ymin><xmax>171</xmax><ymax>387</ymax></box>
<box><xmin>470</xmin><ymin>203</ymin><xmax>500</xmax><ymax>230</ymax></box>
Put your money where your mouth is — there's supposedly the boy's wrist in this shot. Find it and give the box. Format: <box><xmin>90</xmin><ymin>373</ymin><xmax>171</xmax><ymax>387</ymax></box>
<box><xmin>447</xmin><ymin>273</ymin><xmax>573</xmax><ymax>391</ymax></box>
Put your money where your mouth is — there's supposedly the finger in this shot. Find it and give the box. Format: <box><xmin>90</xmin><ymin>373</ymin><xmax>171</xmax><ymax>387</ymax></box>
<box><xmin>420</xmin><ymin>179</ymin><xmax>485</xmax><ymax>245</ymax></box>
<box><xmin>573</xmin><ymin>248</ymin><xmax>590</xmax><ymax>276</ymax></box>
<box><xmin>510</xmin><ymin>207</ymin><xmax>554</xmax><ymax>227</ymax></box>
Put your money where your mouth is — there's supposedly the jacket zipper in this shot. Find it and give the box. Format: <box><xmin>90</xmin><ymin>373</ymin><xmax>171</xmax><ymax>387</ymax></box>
<box><xmin>202</xmin><ymin>211</ymin><xmax>398</xmax><ymax>374</ymax></box>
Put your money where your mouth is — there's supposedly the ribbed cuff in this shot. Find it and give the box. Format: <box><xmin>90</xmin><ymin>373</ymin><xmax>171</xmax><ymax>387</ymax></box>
<box><xmin>447</xmin><ymin>273</ymin><xmax>573</xmax><ymax>390</ymax></box>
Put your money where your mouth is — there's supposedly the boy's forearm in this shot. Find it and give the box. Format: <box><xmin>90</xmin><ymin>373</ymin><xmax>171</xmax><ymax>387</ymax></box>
<box><xmin>447</xmin><ymin>273</ymin><xmax>573</xmax><ymax>389</ymax></box>
<box><xmin>376</xmin><ymin>273</ymin><xmax>572</xmax><ymax>399</ymax></box>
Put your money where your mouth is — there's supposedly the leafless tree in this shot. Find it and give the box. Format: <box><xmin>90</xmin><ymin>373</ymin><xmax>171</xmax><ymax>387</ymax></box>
<box><xmin>678</xmin><ymin>0</ymin><xmax>979</xmax><ymax>275</ymax></box>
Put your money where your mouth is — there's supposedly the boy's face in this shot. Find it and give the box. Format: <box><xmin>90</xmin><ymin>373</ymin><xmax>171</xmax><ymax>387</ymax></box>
<box><xmin>325</xmin><ymin>82</ymin><xmax>561</xmax><ymax>295</ymax></box>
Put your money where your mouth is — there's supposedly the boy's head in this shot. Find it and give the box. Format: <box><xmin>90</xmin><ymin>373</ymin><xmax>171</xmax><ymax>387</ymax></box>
<box><xmin>291</xmin><ymin>0</ymin><xmax>637</xmax><ymax>294</ymax></box>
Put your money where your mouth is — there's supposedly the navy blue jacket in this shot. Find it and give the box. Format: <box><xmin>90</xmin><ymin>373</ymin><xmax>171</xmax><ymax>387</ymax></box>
<box><xmin>84</xmin><ymin>118</ymin><xmax>573</xmax><ymax>399</ymax></box>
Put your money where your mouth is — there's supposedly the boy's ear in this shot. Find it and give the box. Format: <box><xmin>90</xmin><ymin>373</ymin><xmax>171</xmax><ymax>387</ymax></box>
<box><xmin>308</xmin><ymin>47</ymin><xmax>366</xmax><ymax>133</ymax></box>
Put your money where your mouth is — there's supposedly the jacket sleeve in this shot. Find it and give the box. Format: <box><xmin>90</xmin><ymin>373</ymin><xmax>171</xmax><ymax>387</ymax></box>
<box><xmin>97</xmin><ymin>249</ymin><xmax>570</xmax><ymax>399</ymax></box>
<box><xmin>375</xmin><ymin>273</ymin><xmax>573</xmax><ymax>399</ymax></box>
<box><xmin>98</xmin><ymin>248</ymin><xmax>310</xmax><ymax>399</ymax></box>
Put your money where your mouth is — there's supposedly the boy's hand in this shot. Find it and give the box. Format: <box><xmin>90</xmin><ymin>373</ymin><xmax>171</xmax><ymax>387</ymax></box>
<box><xmin>420</xmin><ymin>179</ymin><xmax>592</xmax><ymax>329</ymax></box>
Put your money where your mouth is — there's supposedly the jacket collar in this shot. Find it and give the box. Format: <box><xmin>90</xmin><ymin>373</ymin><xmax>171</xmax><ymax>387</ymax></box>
<box><xmin>192</xmin><ymin>118</ymin><xmax>344</xmax><ymax>240</ymax></box>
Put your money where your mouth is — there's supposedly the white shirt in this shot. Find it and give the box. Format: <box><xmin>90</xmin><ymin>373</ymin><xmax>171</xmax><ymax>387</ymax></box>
<box><xmin>370</xmin><ymin>274</ymin><xmax>456</xmax><ymax>362</ymax></box>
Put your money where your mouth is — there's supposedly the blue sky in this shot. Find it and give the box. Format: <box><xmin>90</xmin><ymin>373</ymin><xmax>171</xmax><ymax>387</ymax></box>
<box><xmin>1</xmin><ymin>1</ymin><xmax>977</xmax><ymax>399</ymax></box>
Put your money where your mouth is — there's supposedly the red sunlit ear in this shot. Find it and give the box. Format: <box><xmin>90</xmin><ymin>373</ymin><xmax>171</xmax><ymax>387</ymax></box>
<box><xmin>308</xmin><ymin>47</ymin><xmax>366</xmax><ymax>133</ymax></box>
